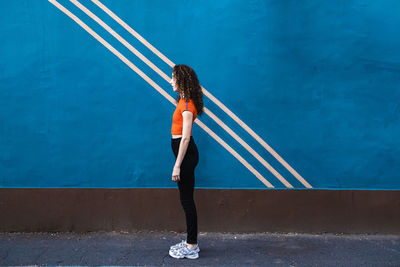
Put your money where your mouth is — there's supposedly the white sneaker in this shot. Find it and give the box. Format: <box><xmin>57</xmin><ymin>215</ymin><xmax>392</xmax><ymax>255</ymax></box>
<box><xmin>169</xmin><ymin>243</ymin><xmax>200</xmax><ymax>259</ymax></box>
<box><xmin>169</xmin><ymin>240</ymin><xmax>186</xmax><ymax>251</ymax></box>
<box><xmin>169</xmin><ymin>240</ymin><xmax>200</xmax><ymax>253</ymax></box>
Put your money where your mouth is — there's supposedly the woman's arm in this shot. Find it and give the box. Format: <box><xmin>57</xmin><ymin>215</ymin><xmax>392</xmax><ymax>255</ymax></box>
<box><xmin>174</xmin><ymin>110</ymin><xmax>194</xmax><ymax>169</ymax></box>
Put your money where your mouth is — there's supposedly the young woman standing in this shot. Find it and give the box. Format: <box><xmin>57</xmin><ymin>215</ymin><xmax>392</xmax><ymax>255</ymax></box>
<box><xmin>168</xmin><ymin>64</ymin><xmax>204</xmax><ymax>260</ymax></box>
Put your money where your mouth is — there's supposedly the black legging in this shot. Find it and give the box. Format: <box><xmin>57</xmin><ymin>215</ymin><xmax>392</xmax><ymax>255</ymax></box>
<box><xmin>171</xmin><ymin>136</ymin><xmax>199</xmax><ymax>244</ymax></box>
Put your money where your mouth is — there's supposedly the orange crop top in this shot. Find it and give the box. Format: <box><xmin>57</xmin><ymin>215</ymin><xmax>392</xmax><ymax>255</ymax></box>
<box><xmin>171</xmin><ymin>98</ymin><xmax>197</xmax><ymax>135</ymax></box>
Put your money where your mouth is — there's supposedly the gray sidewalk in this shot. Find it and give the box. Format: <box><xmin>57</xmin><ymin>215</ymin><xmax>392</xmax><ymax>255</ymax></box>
<box><xmin>0</xmin><ymin>231</ymin><xmax>399</xmax><ymax>266</ymax></box>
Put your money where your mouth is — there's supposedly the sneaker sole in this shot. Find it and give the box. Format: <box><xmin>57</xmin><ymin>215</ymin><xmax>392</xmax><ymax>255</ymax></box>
<box><xmin>170</xmin><ymin>244</ymin><xmax>200</xmax><ymax>252</ymax></box>
<box><xmin>169</xmin><ymin>248</ymin><xmax>200</xmax><ymax>253</ymax></box>
<box><xmin>168</xmin><ymin>249</ymin><xmax>199</xmax><ymax>259</ymax></box>
<box><xmin>170</xmin><ymin>247</ymin><xmax>200</xmax><ymax>253</ymax></box>
<box><xmin>185</xmin><ymin>253</ymin><xmax>199</xmax><ymax>259</ymax></box>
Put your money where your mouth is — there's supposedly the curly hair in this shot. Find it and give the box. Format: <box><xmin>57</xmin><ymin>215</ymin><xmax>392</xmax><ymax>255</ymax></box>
<box><xmin>173</xmin><ymin>64</ymin><xmax>204</xmax><ymax>116</ymax></box>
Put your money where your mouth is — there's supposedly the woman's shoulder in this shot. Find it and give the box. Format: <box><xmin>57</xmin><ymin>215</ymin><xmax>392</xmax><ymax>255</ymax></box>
<box><xmin>187</xmin><ymin>99</ymin><xmax>197</xmax><ymax>114</ymax></box>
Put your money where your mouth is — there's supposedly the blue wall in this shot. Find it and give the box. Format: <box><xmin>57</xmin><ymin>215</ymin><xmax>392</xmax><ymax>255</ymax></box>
<box><xmin>0</xmin><ymin>0</ymin><xmax>399</xmax><ymax>189</ymax></box>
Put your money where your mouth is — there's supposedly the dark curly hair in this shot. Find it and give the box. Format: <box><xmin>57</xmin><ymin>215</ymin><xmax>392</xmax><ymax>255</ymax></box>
<box><xmin>173</xmin><ymin>64</ymin><xmax>204</xmax><ymax>116</ymax></box>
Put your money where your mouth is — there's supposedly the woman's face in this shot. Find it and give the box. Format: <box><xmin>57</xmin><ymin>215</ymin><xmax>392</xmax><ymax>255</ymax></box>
<box><xmin>170</xmin><ymin>74</ymin><xmax>178</xmax><ymax>92</ymax></box>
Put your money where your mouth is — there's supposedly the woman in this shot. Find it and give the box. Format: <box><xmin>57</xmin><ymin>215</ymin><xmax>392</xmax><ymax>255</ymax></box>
<box><xmin>168</xmin><ymin>64</ymin><xmax>204</xmax><ymax>260</ymax></box>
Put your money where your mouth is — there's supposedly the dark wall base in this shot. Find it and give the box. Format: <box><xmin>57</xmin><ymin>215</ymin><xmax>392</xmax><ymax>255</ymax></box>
<box><xmin>0</xmin><ymin>188</ymin><xmax>399</xmax><ymax>234</ymax></box>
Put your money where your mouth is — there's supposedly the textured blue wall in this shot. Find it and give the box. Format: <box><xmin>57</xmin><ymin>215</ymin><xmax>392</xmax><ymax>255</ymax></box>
<box><xmin>0</xmin><ymin>0</ymin><xmax>399</xmax><ymax>189</ymax></box>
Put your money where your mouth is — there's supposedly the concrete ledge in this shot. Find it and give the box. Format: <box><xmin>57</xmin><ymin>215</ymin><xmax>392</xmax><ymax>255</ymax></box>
<box><xmin>0</xmin><ymin>188</ymin><xmax>399</xmax><ymax>234</ymax></box>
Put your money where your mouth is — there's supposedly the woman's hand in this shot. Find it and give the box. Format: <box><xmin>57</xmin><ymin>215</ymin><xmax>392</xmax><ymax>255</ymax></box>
<box><xmin>172</xmin><ymin>166</ymin><xmax>181</xmax><ymax>182</ymax></box>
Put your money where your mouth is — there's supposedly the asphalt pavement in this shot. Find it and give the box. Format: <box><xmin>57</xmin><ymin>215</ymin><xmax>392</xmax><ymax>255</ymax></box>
<box><xmin>0</xmin><ymin>230</ymin><xmax>399</xmax><ymax>266</ymax></box>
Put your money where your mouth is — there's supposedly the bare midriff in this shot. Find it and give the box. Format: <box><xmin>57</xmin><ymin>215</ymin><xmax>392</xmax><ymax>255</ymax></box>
<box><xmin>172</xmin><ymin>134</ymin><xmax>192</xmax><ymax>139</ymax></box>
